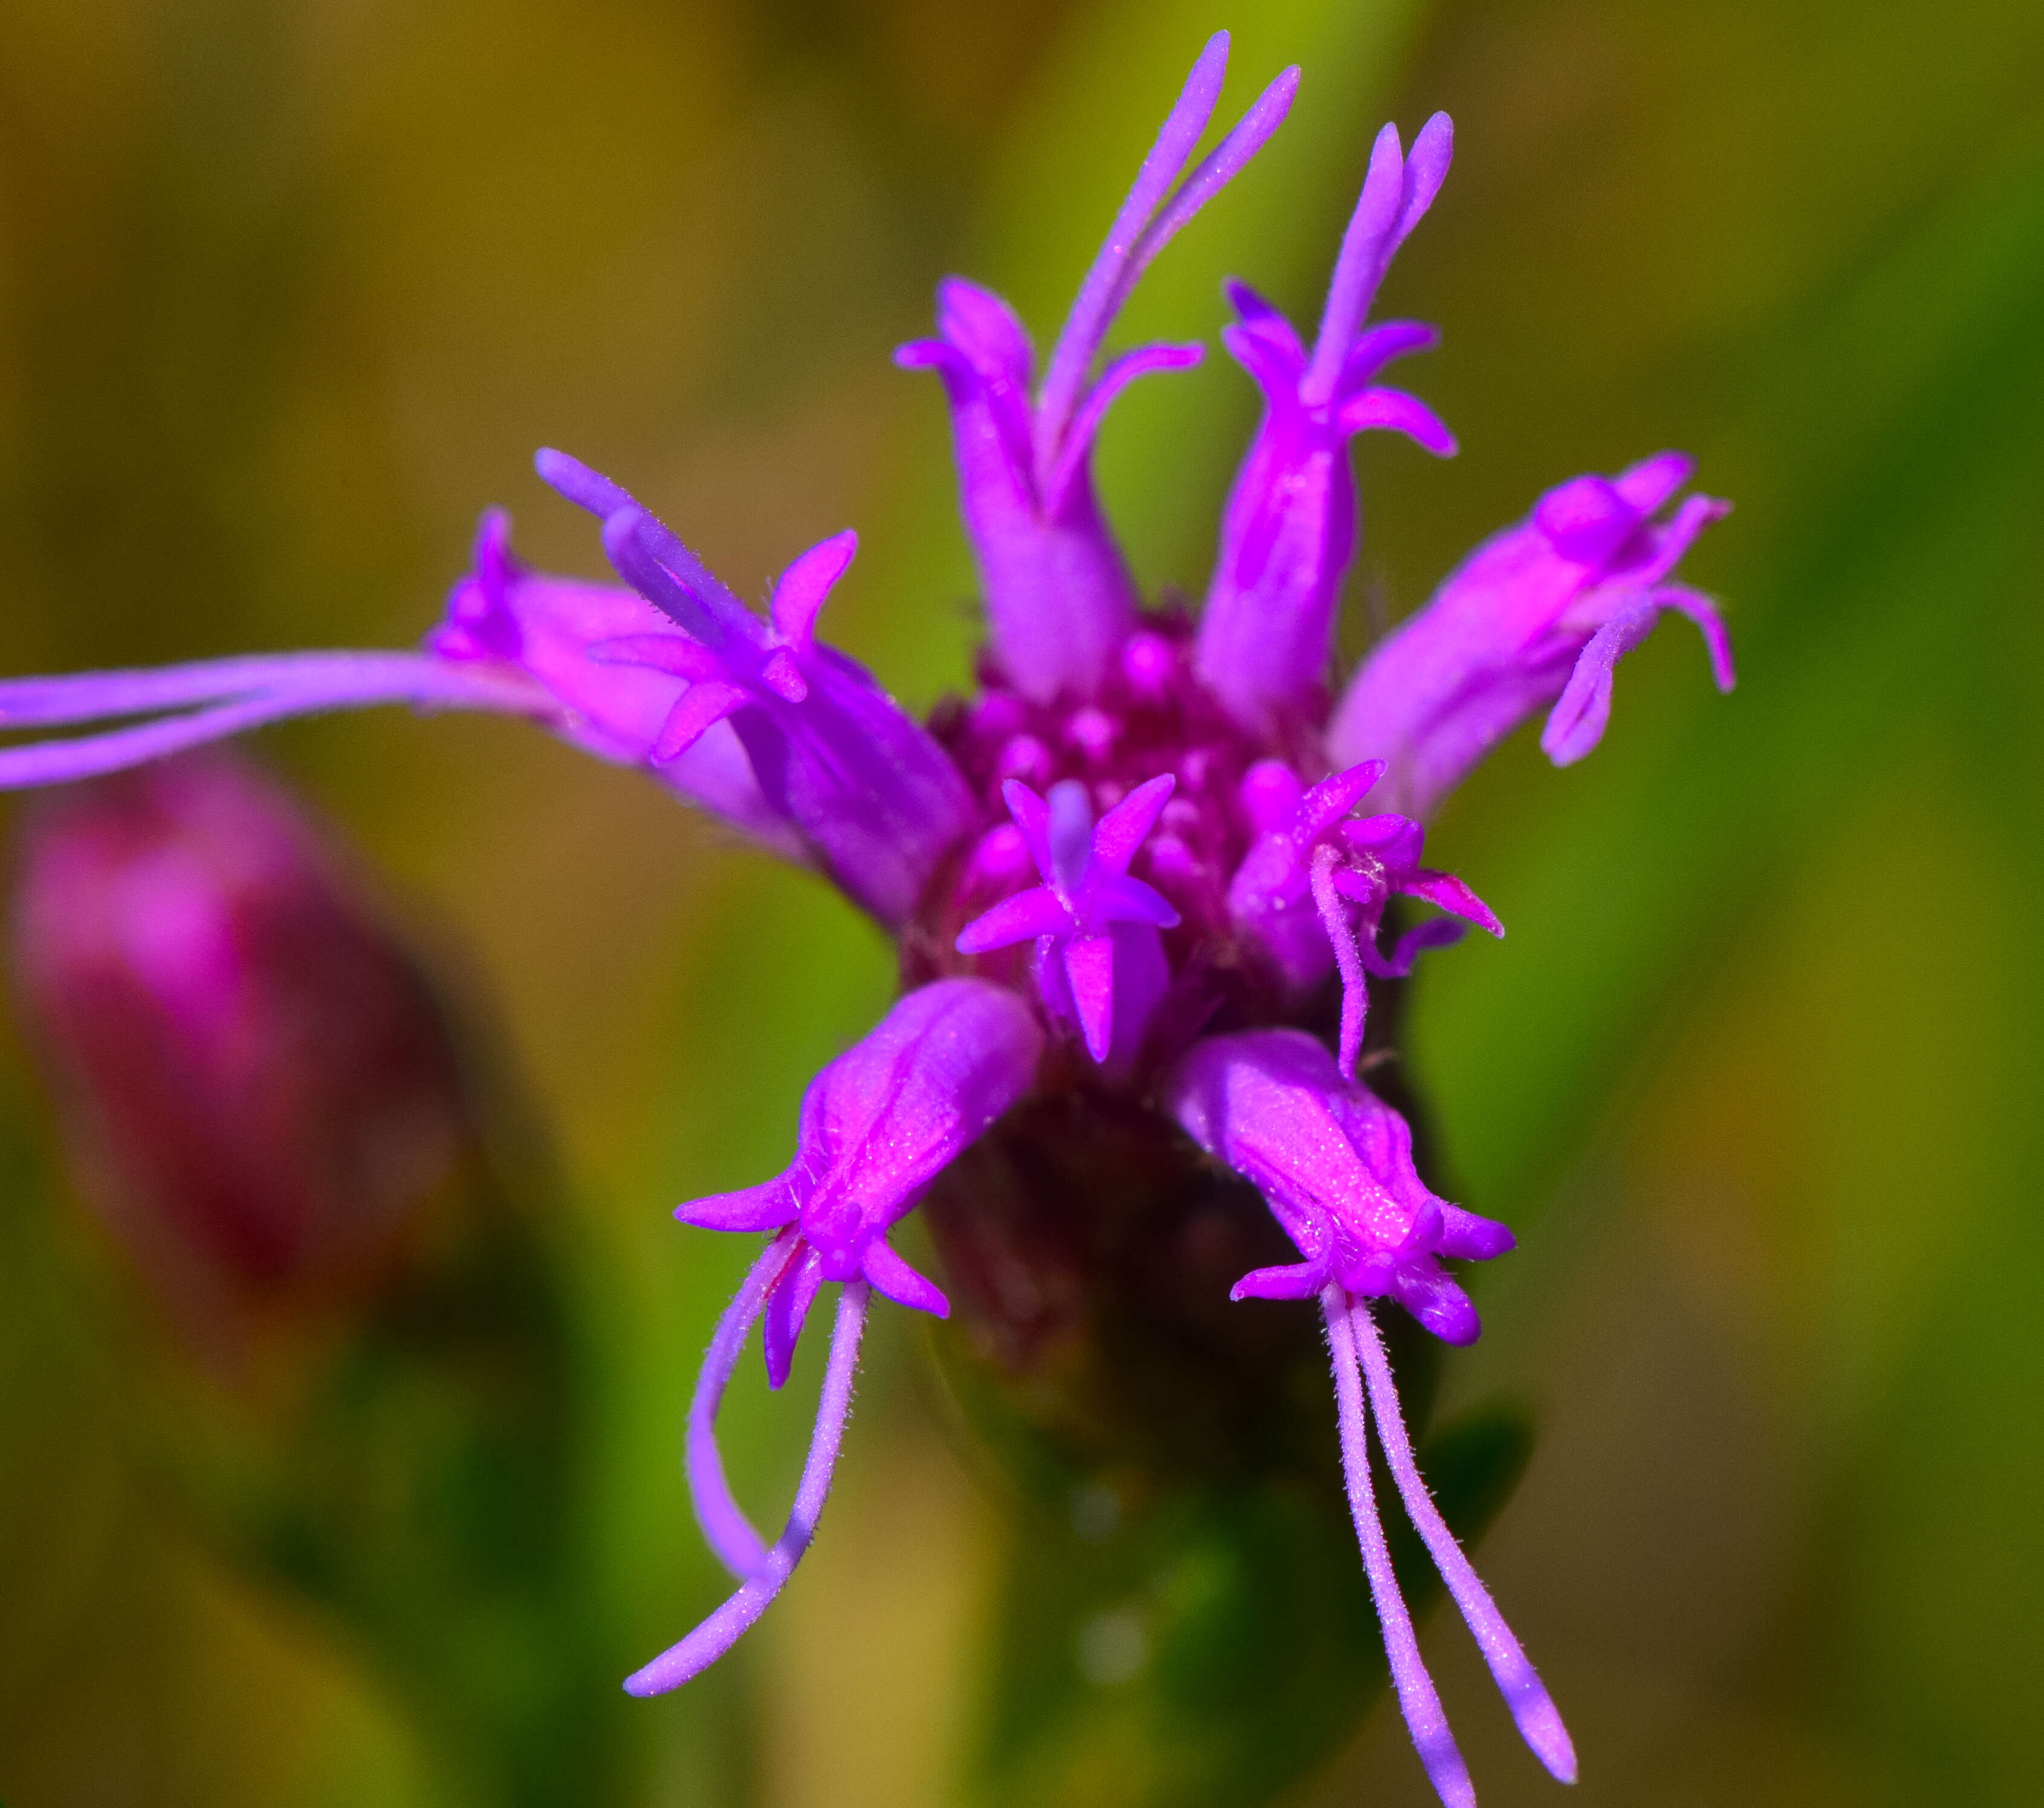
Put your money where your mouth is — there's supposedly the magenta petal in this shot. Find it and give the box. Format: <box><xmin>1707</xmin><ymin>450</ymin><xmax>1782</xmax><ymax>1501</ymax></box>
<box><xmin>1390</xmin><ymin>1260</ymin><xmax>1482</xmax><ymax>1346</ymax></box>
<box><xmin>1656</xmin><ymin>583</ymin><xmax>1739</xmax><ymax>692</ymax></box>
<box><xmin>1360</xmin><ymin>915</ymin><xmax>1467</xmax><ymax>982</ymax></box>
<box><xmin>676</xmin><ymin>1182</ymin><xmax>794</xmax><ymax>1234</ymax></box>
<box><xmin>763</xmin><ymin>1244</ymin><xmax>826</xmax><ymax>1389</ymax></box>
<box><xmin>1438</xmin><ymin>1205</ymin><xmax>1516</xmax><ymax>1261</ymax></box>
<box><xmin>1046</xmin><ymin>343</ymin><xmax>1204</xmax><ymax>513</ymax></box>
<box><xmin>1091</xmin><ymin>772</ymin><xmax>1177</xmax><ymax>873</ymax></box>
<box><xmin>770</xmin><ymin>530</ymin><xmax>858</xmax><ymax>648</ymax></box>
<box><xmin>1337</xmin><ymin>386</ymin><xmax>1458</xmax><ymax>456</ymax></box>
<box><xmin>652</xmin><ymin>680</ymin><xmax>749</xmax><ymax>763</ymax></box>
<box><xmin>1092</xmin><ymin>872</ymin><xmax>1180</xmax><ymax>929</ymax></box>
<box><xmin>1400</xmin><ymin>869</ymin><xmax>1504</xmax><ymax>938</ymax></box>
<box><xmin>935</xmin><ymin>277</ymin><xmax>1035</xmax><ymax>388</ymax></box>
<box><xmin>1221</xmin><ymin>318</ymin><xmax>1310</xmax><ymax>406</ymax></box>
<box><xmin>1063</xmin><ymin>933</ymin><xmax>1117</xmax><ymax>1062</ymax></box>
<box><xmin>955</xmin><ymin>886</ymin><xmax>1072</xmax><ymax>954</ymax></box>
<box><xmin>1338</xmin><ymin>320</ymin><xmax>1441</xmax><ymax>390</ymax></box>
<box><xmin>1534</xmin><ymin>475</ymin><xmax>1641</xmax><ymax>566</ymax></box>
<box><xmin>1228</xmin><ymin>1259</ymin><xmax>1326</xmax><ymax>1301</ymax></box>
<box><xmin>1299</xmin><ymin>762</ymin><xmax>1386</xmax><ymax>835</ymax></box>
<box><xmin>861</xmin><ymin>1240</ymin><xmax>950</xmax><ymax>1318</ymax></box>
<box><xmin>1222</xmin><ymin>277</ymin><xmax>1291</xmax><ymax>333</ymax></box>
<box><xmin>587</xmin><ymin>633</ymin><xmax>726</xmax><ymax>681</ymax></box>
<box><xmin>1001</xmin><ymin>779</ymin><xmax>1053</xmax><ymax>874</ymax></box>
<box><xmin>1613</xmin><ymin>448</ymin><xmax>1695</xmax><ymax>514</ymax></box>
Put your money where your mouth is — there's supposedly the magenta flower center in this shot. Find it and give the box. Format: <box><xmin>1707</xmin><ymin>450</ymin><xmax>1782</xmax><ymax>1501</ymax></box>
<box><xmin>924</xmin><ymin>611</ymin><xmax>1271</xmax><ymax>974</ymax></box>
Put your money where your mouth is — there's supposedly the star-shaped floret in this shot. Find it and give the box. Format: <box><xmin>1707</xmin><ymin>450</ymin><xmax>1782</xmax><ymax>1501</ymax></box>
<box><xmin>1228</xmin><ymin>759</ymin><xmax>1501</xmax><ymax>1078</ymax></box>
<box><xmin>955</xmin><ymin>774</ymin><xmax>1180</xmax><ymax>1062</ymax></box>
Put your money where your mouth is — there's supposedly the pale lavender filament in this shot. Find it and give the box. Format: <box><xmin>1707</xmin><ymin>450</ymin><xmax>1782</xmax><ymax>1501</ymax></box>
<box><xmin>1033</xmin><ymin>31</ymin><xmax>1231</xmax><ymax>465</ymax></box>
<box><xmin>1309</xmin><ymin>842</ymin><xmax>1371</xmax><ymax>1080</ymax></box>
<box><xmin>624</xmin><ymin>1278</ymin><xmax>871</xmax><ymax>1697</ymax></box>
<box><xmin>1324</xmin><ymin>1285</ymin><xmax>1475</xmax><ymax>1808</ymax></box>
<box><xmin>1108</xmin><ymin>62</ymin><xmax>1302</xmax><ymax>338</ymax></box>
<box><xmin>1302</xmin><ymin>113</ymin><xmax>1452</xmax><ymax>408</ymax></box>
<box><xmin>1351</xmin><ymin>1297</ymin><xmax>1578</xmax><ymax>1784</ymax></box>
<box><xmin>0</xmin><ymin>655</ymin><xmax>546</xmax><ymax>789</ymax></box>
<box><xmin>686</xmin><ymin>1229</ymin><xmax>802</xmax><ymax>1580</ymax></box>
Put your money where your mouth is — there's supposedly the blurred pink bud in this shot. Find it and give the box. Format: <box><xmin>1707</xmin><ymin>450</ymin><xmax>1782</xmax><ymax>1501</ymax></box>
<box><xmin>12</xmin><ymin>754</ymin><xmax>474</xmax><ymax>1331</ymax></box>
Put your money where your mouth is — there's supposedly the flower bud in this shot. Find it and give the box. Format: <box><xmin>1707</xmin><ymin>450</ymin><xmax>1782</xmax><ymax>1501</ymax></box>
<box><xmin>12</xmin><ymin>754</ymin><xmax>473</xmax><ymax>1333</ymax></box>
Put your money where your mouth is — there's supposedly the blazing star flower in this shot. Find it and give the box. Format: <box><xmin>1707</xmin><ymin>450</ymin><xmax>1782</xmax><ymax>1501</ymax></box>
<box><xmin>0</xmin><ymin>30</ymin><xmax>1734</xmax><ymax>1804</ymax></box>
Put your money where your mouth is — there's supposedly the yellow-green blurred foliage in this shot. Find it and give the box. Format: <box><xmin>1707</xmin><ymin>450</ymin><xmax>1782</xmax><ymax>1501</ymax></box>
<box><xmin>1</xmin><ymin>0</ymin><xmax>2039</xmax><ymax>1803</ymax></box>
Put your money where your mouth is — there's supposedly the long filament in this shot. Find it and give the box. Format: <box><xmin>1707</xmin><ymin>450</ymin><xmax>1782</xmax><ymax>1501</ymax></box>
<box><xmin>1351</xmin><ymin>1297</ymin><xmax>1578</xmax><ymax>1783</ymax></box>
<box><xmin>0</xmin><ymin>655</ymin><xmax>545</xmax><ymax>789</ymax></box>
<box><xmin>685</xmin><ymin>1230</ymin><xmax>802</xmax><ymax>1579</ymax></box>
<box><xmin>625</xmin><ymin>1279</ymin><xmax>871</xmax><ymax>1697</ymax></box>
<box><xmin>1324</xmin><ymin>1285</ymin><xmax>1475</xmax><ymax>1808</ymax></box>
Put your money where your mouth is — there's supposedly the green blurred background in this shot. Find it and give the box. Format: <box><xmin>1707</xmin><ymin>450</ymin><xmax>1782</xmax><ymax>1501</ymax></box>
<box><xmin>1</xmin><ymin>0</ymin><xmax>2040</xmax><ymax>1802</ymax></box>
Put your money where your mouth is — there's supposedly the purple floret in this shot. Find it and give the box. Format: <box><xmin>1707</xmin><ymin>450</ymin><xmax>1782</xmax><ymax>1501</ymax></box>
<box><xmin>1331</xmin><ymin>450</ymin><xmax>1733</xmax><ymax>817</ymax></box>
<box><xmin>637</xmin><ymin>979</ymin><xmax>1041</xmax><ymax>1694</ymax></box>
<box><xmin>1193</xmin><ymin>114</ymin><xmax>1458</xmax><ymax>739</ymax></box>
<box><xmin>955</xmin><ymin>775</ymin><xmax>1180</xmax><ymax>1069</ymax></box>
<box><xmin>1167</xmin><ymin>1028</ymin><xmax>1574</xmax><ymax>1803</ymax></box>
<box><xmin>899</xmin><ymin>33</ymin><xmax>1299</xmax><ymax>703</ymax></box>
<box><xmin>1227</xmin><ymin>759</ymin><xmax>1501</xmax><ymax>1078</ymax></box>
<box><xmin>1167</xmin><ymin>1028</ymin><xmax>1511</xmax><ymax>1344</ymax></box>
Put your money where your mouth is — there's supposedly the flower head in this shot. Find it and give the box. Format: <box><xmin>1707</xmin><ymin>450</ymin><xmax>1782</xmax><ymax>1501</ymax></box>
<box><xmin>0</xmin><ymin>31</ymin><xmax>1738</xmax><ymax>1806</ymax></box>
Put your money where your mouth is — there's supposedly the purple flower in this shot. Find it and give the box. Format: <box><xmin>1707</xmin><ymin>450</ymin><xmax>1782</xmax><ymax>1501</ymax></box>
<box><xmin>0</xmin><ymin>31</ymin><xmax>1738</xmax><ymax>1803</ymax></box>
<box><xmin>1330</xmin><ymin>451</ymin><xmax>1734</xmax><ymax>818</ymax></box>
<box><xmin>1169</xmin><ymin>1030</ymin><xmax>1574</xmax><ymax>1806</ymax></box>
